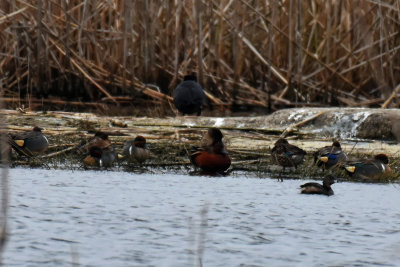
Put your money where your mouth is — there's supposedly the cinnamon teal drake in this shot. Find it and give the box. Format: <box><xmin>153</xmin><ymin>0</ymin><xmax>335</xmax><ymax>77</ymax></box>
<box><xmin>190</xmin><ymin>128</ymin><xmax>231</xmax><ymax>173</ymax></box>
<box><xmin>344</xmin><ymin>154</ymin><xmax>391</xmax><ymax>179</ymax></box>
<box><xmin>300</xmin><ymin>175</ymin><xmax>335</xmax><ymax>196</ymax></box>
<box><xmin>9</xmin><ymin>126</ymin><xmax>49</xmax><ymax>157</ymax></box>
<box><xmin>83</xmin><ymin>146</ymin><xmax>116</xmax><ymax>168</ymax></box>
<box><xmin>78</xmin><ymin>131</ymin><xmax>111</xmax><ymax>154</ymax></box>
<box><xmin>271</xmin><ymin>138</ymin><xmax>307</xmax><ymax>171</ymax></box>
<box><xmin>314</xmin><ymin>141</ymin><xmax>347</xmax><ymax>169</ymax></box>
<box><xmin>119</xmin><ymin>136</ymin><xmax>150</xmax><ymax>164</ymax></box>
<box><xmin>173</xmin><ymin>75</ymin><xmax>206</xmax><ymax>115</ymax></box>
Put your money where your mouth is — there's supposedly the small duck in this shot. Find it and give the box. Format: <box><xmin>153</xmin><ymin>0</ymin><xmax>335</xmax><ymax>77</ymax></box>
<box><xmin>78</xmin><ymin>131</ymin><xmax>111</xmax><ymax>154</ymax></box>
<box><xmin>314</xmin><ymin>141</ymin><xmax>347</xmax><ymax>169</ymax></box>
<box><xmin>83</xmin><ymin>146</ymin><xmax>116</xmax><ymax>168</ymax></box>
<box><xmin>271</xmin><ymin>138</ymin><xmax>307</xmax><ymax>170</ymax></box>
<box><xmin>344</xmin><ymin>154</ymin><xmax>391</xmax><ymax>179</ymax></box>
<box><xmin>173</xmin><ymin>75</ymin><xmax>206</xmax><ymax>115</ymax></box>
<box><xmin>119</xmin><ymin>136</ymin><xmax>150</xmax><ymax>164</ymax></box>
<box><xmin>300</xmin><ymin>175</ymin><xmax>335</xmax><ymax>196</ymax></box>
<box><xmin>9</xmin><ymin>126</ymin><xmax>49</xmax><ymax>157</ymax></box>
<box><xmin>190</xmin><ymin>128</ymin><xmax>231</xmax><ymax>173</ymax></box>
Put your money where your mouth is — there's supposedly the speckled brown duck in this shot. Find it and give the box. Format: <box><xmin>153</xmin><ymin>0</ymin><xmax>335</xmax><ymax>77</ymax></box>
<box><xmin>271</xmin><ymin>138</ymin><xmax>307</xmax><ymax>170</ymax></box>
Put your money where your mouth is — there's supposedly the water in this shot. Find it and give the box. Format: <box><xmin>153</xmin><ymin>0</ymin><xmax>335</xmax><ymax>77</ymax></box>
<box><xmin>3</xmin><ymin>167</ymin><xmax>400</xmax><ymax>266</ymax></box>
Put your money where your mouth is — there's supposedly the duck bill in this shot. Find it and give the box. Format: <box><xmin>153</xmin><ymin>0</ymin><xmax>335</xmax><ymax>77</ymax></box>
<box><xmin>319</xmin><ymin>156</ymin><xmax>329</xmax><ymax>163</ymax></box>
<box><xmin>345</xmin><ymin>166</ymin><xmax>356</xmax><ymax>173</ymax></box>
<box><xmin>15</xmin><ymin>140</ymin><xmax>25</xmax><ymax>147</ymax></box>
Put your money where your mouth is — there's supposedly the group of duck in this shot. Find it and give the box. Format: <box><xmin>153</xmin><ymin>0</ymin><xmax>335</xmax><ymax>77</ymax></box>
<box><xmin>3</xmin><ymin>75</ymin><xmax>395</xmax><ymax>196</ymax></box>
<box><xmin>6</xmin><ymin>124</ymin><xmax>393</xmax><ymax>197</ymax></box>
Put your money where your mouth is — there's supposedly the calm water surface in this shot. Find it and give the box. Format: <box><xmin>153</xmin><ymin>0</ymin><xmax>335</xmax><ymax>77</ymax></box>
<box><xmin>3</xmin><ymin>167</ymin><xmax>400</xmax><ymax>266</ymax></box>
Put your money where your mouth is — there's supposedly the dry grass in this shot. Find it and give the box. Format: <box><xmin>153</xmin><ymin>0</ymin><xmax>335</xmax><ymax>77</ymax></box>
<box><xmin>0</xmin><ymin>0</ymin><xmax>399</xmax><ymax>113</ymax></box>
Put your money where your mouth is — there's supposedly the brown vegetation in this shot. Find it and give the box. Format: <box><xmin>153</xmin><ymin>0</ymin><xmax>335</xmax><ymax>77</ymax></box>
<box><xmin>0</xmin><ymin>0</ymin><xmax>399</xmax><ymax>113</ymax></box>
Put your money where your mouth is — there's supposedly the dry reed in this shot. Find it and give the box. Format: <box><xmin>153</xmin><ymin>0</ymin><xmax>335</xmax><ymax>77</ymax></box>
<box><xmin>0</xmin><ymin>0</ymin><xmax>399</xmax><ymax>113</ymax></box>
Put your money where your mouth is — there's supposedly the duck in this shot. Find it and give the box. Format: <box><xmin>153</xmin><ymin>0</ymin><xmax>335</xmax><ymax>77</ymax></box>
<box><xmin>8</xmin><ymin>126</ymin><xmax>49</xmax><ymax>157</ymax></box>
<box><xmin>344</xmin><ymin>153</ymin><xmax>391</xmax><ymax>179</ymax></box>
<box><xmin>190</xmin><ymin>128</ymin><xmax>231</xmax><ymax>173</ymax></box>
<box><xmin>78</xmin><ymin>131</ymin><xmax>111</xmax><ymax>154</ymax></box>
<box><xmin>271</xmin><ymin>138</ymin><xmax>307</xmax><ymax>170</ymax></box>
<box><xmin>314</xmin><ymin>141</ymin><xmax>347</xmax><ymax>169</ymax></box>
<box><xmin>119</xmin><ymin>136</ymin><xmax>150</xmax><ymax>164</ymax></box>
<box><xmin>83</xmin><ymin>146</ymin><xmax>116</xmax><ymax>168</ymax></box>
<box><xmin>173</xmin><ymin>74</ymin><xmax>206</xmax><ymax>115</ymax></box>
<box><xmin>300</xmin><ymin>175</ymin><xmax>335</xmax><ymax>196</ymax></box>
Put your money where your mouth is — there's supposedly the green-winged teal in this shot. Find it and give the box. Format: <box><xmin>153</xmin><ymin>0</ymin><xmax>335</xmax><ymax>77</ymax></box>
<box><xmin>119</xmin><ymin>136</ymin><xmax>150</xmax><ymax>164</ymax></box>
<box><xmin>83</xmin><ymin>146</ymin><xmax>116</xmax><ymax>168</ymax></box>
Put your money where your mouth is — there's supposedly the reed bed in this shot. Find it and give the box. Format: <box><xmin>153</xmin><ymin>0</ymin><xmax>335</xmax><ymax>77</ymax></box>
<box><xmin>0</xmin><ymin>0</ymin><xmax>399</xmax><ymax>113</ymax></box>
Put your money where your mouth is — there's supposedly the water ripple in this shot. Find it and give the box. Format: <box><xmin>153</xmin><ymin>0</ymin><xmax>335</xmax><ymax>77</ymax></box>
<box><xmin>3</xmin><ymin>168</ymin><xmax>400</xmax><ymax>266</ymax></box>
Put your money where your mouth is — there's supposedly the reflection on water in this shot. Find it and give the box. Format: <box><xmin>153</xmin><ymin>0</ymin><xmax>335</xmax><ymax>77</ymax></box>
<box><xmin>3</xmin><ymin>167</ymin><xmax>400</xmax><ymax>266</ymax></box>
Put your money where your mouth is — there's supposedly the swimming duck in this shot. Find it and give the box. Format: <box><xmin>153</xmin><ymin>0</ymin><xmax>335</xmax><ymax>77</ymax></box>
<box><xmin>9</xmin><ymin>126</ymin><xmax>49</xmax><ymax>157</ymax></box>
<box><xmin>271</xmin><ymin>138</ymin><xmax>307</xmax><ymax>170</ymax></box>
<box><xmin>119</xmin><ymin>136</ymin><xmax>150</xmax><ymax>164</ymax></box>
<box><xmin>83</xmin><ymin>146</ymin><xmax>116</xmax><ymax>168</ymax></box>
<box><xmin>344</xmin><ymin>154</ymin><xmax>391</xmax><ymax>179</ymax></box>
<box><xmin>78</xmin><ymin>131</ymin><xmax>111</xmax><ymax>154</ymax></box>
<box><xmin>300</xmin><ymin>175</ymin><xmax>335</xmax><ymax>196</ymax></box>
<box><xmin>173</xmin><ymin>75</ymin><xmax>206</xmax><ymax>115</ymax></box>
<box><xmin>190</xmin><ymin>128</ymin><xmax>231</xmax><ymax>173</ymax></box>
<box><xmin>314</xmin><ymin>141</ymin><xmax>347</xmax><ymax>169</ymax></box>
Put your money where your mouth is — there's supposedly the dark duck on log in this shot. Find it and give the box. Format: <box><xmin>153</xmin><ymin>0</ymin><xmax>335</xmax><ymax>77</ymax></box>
<box><xmin>271</xmin><ymin>138</ymin><xmax>307</xmax><ymax>171</ymax></box>
<box><xmin>344</xmin><ymin>154</ymin><xmax>391</xmax><ymax>179</ymax></box>
<box><xmin>173</xmin><ymin>75</ymin><xmax>206</xmax><ymax>116</ymax></box>
<box><xmin>300</xmin><ymin>175</ymin><xmax>335</xmax><ymax>196</ymax></box>
<box><xmin>314</xmin><ymin>141</ymin><xmax>347</xmax><ymax>169</ymax></box>
<box><xmin>190</xmin><ymin>128</ymin><xmax>231</xmax><ymax>173</ymax></box>
<box><xmin>8</xmin><ymin>126</ymin><xmax>49</xmax><ymax>157</ymax></box>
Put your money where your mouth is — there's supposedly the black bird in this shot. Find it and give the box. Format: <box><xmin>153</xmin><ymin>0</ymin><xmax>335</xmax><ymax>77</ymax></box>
<box><xmin>314</xmin><ymin>141</ymin><xmax>347</xmax><ymax>169</ymax></box>
<box><xmin>300</xmin><ymin>176</ymin><xmax>335</xmax><ymax>196</ymax></box>
<box><xmin>173</xmin><ymin>75</ymin><xmax>206</xmax><ymax>115</ymax></box>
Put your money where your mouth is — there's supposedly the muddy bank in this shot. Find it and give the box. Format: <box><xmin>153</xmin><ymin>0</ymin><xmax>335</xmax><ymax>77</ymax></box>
<box><xmin>3</xmin><ymin>108</ymin><xmax>400</xmax><ymax>180</ymax></box>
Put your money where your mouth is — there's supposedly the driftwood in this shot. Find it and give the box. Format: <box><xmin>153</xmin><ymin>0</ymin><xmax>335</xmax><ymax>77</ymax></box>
<box><xmin>280</xmin><ymin>111</ymin><xmax>326</xmax><ymax>138</ymax></box>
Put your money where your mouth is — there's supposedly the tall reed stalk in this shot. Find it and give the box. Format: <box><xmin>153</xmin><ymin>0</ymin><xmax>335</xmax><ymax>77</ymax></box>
<box><xmin>0</xmin><ymin>0</ymin><xmax>399</xmax><ymax>111</ymax></box>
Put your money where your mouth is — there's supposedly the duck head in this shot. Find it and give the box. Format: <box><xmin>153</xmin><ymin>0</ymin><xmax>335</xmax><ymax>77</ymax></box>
<box><xmin>133</xmin><ymin>136</ymin><xmax>147</xmax><ymax>148</ymax></box>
